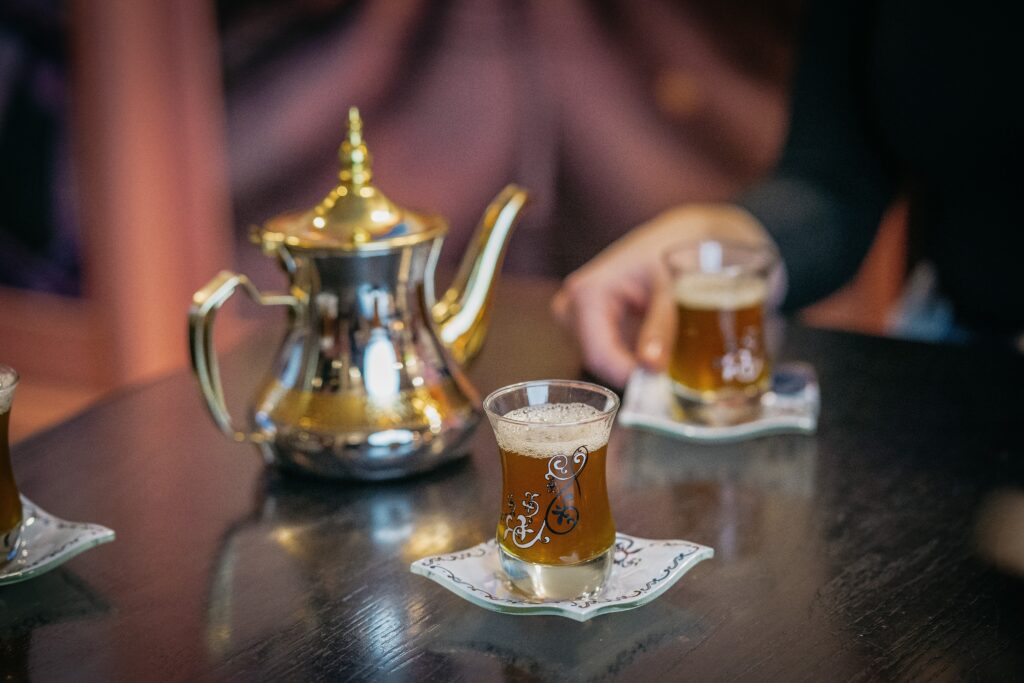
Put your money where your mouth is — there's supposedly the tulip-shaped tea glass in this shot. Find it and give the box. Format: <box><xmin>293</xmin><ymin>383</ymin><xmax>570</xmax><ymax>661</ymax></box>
<box><xmin>666</xmin><ymin>239</ymin><xmax>778</xmax><ymax>425</ymax></box>
<box><xmin>484</xmin><ymin>380</ymin><xmax>619</xmax><ymax>600</ymax></box>
<box><xmin>1</xmin><ymin>365</ymin><xmax>22</xmax><ymax>565</ymax></box>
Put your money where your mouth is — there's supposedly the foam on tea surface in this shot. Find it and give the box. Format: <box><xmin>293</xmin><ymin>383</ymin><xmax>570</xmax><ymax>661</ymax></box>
<box><xmin>492</xmin><ymin>402</ymin><xmax>609</xmax><ymax>458</ymax></box>
<box><xmin>675</xmin><ymin>272</ymin><xmax>766</xmax><ymax>311</ymax></box>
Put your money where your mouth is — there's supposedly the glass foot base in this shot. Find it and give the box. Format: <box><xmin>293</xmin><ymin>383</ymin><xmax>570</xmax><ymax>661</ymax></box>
<box><xmin>498</xmin><ymin>545</ymin><xmax>613</xmax><ymax>601</ymax></box>
<box><xmin>671</xmin><ymin>382</ymin><xmax>764</xmax><ymax>426</ymax></box>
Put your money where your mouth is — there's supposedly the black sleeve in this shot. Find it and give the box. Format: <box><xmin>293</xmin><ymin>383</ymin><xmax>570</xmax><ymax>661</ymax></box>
<box><xmin>736</xmin><ymin>0</ymin><xmax>897</xmax><ymax>309</ymax></box>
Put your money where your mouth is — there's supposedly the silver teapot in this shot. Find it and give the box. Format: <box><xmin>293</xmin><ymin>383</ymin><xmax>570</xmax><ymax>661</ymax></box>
<box><xmin>189</xmin><ymin>108</ymin><xmax>528</xmax><ymax>480</ymax></box>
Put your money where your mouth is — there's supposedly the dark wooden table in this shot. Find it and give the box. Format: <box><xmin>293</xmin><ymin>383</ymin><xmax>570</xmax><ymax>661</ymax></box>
<box><xmin>3</xmin><ymin>277</ymin><xmax>1024</xmax><ymax>681</ymax></box>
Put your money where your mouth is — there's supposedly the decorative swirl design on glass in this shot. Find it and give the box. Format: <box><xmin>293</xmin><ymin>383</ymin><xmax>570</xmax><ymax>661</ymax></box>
<box><xmin>502</xmin><ymin>446</ymin><xmax>589</xmax><ymax>548</ymax></box>
<box><xmin>543</xmin><ymin>446</ymin><xmax>587</xmax><ymax>536</ymax></box>
<box><xmin>545</xmin><ymin>447</ymin><xmax>588</xmax><ymax>481</ymax></box>
<box><xmin>503</xmin><ymin>492</ymin><xmax>549</xmax><ymax>549</ymax></box>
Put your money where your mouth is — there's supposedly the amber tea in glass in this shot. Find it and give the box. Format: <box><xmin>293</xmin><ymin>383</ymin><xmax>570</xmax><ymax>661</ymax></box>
<box><xmin>666</xmin><ymin>240</ymin><xmax>777</xmax><ymax>425</ymax></box>
<box><xmin>484</xmin><ymin>380</ymin><xmax>618</xmax><ymax>600</ymax></box>
<box><xmin>1</xmin><ymin>366</ymin><xmax>22</xmax><ymax>564</ymax></box>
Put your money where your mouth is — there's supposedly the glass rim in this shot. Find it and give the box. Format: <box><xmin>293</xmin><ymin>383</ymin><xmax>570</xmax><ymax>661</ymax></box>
<box><xmin>663</xmin><ymin>238</ymin><xmax>779</xmax><ymax>278</ymax></box>
<box><xmin>483</xmin><ymin>379</ymin><xmax>620</xmax><ymax>428</ymax></box>
<box><xmin>0</xmin><ymin>364</ymin><xmax>18</xmax><ymax>394</ymax></box>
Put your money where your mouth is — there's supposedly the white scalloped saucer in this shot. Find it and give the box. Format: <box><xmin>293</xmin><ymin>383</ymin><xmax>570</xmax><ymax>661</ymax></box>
<box><xmin>619</xmin><ymin>362</ymin><xmax>819</xmax><ymax>442</ymax></box>
<box><xmin>0</xmin><ymin>496</ymin><xmax>115</xmax><ymax>586</ymax></box>
<box><xmin>411</xmin><ymin>533</ymin><xmax>713</xmax><ymax>621</ymax></box>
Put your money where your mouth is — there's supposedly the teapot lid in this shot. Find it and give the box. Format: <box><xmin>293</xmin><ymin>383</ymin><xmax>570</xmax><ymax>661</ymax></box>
<box><xmin>256</xmin><ymin>107</ymin><xmax>446</xmax><ymax>253</ymax></box>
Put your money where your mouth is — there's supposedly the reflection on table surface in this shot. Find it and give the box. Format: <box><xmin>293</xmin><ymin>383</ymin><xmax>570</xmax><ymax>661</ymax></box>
<box><xmin>0</xmin><ymin>570</ymin><xmax>112</xmax><ymax>680</ymax></box>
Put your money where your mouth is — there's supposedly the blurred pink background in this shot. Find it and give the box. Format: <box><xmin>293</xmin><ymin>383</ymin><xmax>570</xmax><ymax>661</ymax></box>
<box><xmin>0</xmin><ymin>0</ymin><xmax>905</xmax><ymax>439</ymax></box>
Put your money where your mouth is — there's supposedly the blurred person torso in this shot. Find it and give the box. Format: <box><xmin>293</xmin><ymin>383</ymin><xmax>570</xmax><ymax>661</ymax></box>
<box><xmin>220</xmin><ymin>0</ymin><xmax>798</xmax><ymax>278</ymax></box>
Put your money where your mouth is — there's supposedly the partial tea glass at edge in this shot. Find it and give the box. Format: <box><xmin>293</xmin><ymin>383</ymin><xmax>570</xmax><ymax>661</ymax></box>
<box><xmin>665</xmin><ymin>240</ymin><xmax>778</xmax><ymax>425</ymax></box>
<box><xmin>0</xmin><ymin>365</ymin><xmax>23</xmax><ymax>565</ymax></box>
<box><xmin>484</xmin><ymin>380</ymin><xmax>619</xmax><ymax>601</ymax></box>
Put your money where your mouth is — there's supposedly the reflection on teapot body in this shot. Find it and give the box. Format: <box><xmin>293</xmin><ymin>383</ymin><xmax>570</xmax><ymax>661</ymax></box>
<box><xmin>190</xmin><ymin>108</ymin><xmax>528</xmax><ymax>480</ymax></box>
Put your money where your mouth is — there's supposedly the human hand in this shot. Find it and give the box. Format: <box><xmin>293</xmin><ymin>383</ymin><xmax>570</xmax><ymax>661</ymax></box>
<box><xmin>551</xmin><ymin>203</ymin><xmax>772</xmax><ymax>387</ymax></box>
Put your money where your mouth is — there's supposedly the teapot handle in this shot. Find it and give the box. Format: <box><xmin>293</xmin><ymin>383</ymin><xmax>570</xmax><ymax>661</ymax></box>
<box><xmin>188</xmin><ymin>271</ymin><xmax>299</xmax><ymax>443</ymax></box>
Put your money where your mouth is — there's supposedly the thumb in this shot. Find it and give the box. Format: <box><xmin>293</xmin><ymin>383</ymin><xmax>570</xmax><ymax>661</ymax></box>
<box><xmin>635</xmin><ymin>276</ymin><xmax>676</xmax><ymax>372</ymax></box>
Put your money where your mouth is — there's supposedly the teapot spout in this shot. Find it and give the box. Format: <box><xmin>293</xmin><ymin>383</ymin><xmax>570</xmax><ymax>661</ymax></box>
<box><xmin>432</xmin><ymin>184</ymin><xmax>529</xmax><ymax>366</ymax></box>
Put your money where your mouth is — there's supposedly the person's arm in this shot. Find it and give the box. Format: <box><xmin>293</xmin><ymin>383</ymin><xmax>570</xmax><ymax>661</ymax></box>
<box><xmin>738</xmin><ymin>0</ymin><xmax>897</xmax><ymax>309</ymax></box>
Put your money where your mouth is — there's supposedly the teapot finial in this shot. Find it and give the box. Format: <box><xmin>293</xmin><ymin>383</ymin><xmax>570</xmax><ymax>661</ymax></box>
<box><xmin>339</xmin><ymin>107</ymin><xmax>371</xmax><ymax>186</ymax></box>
